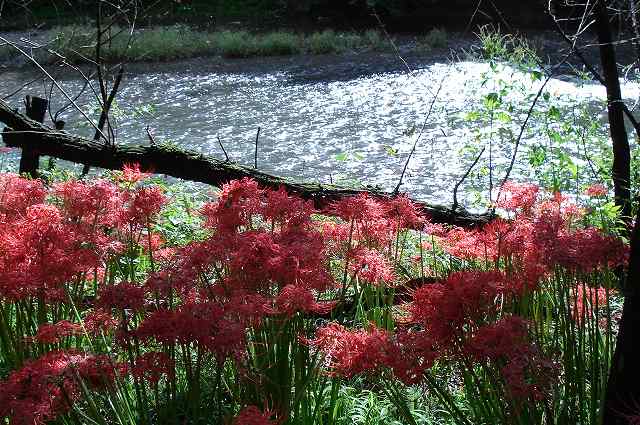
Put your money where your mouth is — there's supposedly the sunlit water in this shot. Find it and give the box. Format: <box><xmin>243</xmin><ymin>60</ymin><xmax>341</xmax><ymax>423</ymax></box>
<box><xmin>2</xmin><ymin>60</ymin><xmax>639</xmax><ymax>206</ymax></box>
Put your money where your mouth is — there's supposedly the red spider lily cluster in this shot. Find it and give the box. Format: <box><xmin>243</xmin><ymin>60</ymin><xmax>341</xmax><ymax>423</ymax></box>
<box><xmin>232</xmin><ymin>406</ymin><xmax>277</xmax><ymax>425</ymax></box>
<box><xmin>0</xmin><ymin>170</ymin><xmax>627</xmax><ymax>424</ymax></box>
<box><xmin>0</xmin><ymin>350</ymin><xmax>119</xmax><ymax>425</ymax></box>
<box><xmin>311</xmin><ymin>181</ymin><xmax>627</xmax><ymax>407</ymax></box>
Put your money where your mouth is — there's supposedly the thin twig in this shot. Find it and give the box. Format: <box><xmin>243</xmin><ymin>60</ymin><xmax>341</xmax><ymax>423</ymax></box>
<box><xmin>394</xmin><ymin>78</ymin><xmax>445</xmax><ymax>194</ymax></box>
<box><xmin>2</xmin><ymin>76</ymin><xmax>41</xmax><ymax>100</ymax></box>
<box><xmin>464</xmin><ymin>0</ymin><xmax>485</xmax><ymax>35</ymax></box>
<box><xmin>254</xmin><ymin>126</ymin><xmax>261</xmax><ymax>169</ymax></box>
<box><xmin>217</xmin><ymin>136</ymin><xmax>229</xmax><ymax>162</ymax></box>
<box><xmin>452</xmin><ymin>146</ymin><xmax>486</xmax><ymax>215</ymax></box>
<box><xmin>495</xmin><ymin>73</ymin><xmax>553</xmax><ymax>202</ymax></box>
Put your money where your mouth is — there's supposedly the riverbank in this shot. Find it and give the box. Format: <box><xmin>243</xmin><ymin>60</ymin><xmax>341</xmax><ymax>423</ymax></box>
<box><xmin>3</xmin><ymin>23</ymin><xmax>634</xmax><ymax>82</ymax></box>
<box><xmin>0</xmin><ymin>26</ymin><xmax>450</xmax><ymax>68</ymax></box>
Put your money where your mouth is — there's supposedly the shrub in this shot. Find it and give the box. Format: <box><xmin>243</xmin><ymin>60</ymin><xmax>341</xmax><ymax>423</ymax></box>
<box><xmin>307</xmin><ymin>29</ymin><xmax>343</xmax><ymax>54</ymax></box>
<box><xmin>257</xmin><ymin>31</ymin><xmax>301</xmax><ymax>56</ymax></box>
<box><xmin>416</xmin><ymin>27</ymin><xmax>448</xmax><ymax>52</ymax></box>
<box><xmin>213</xmin><ymin>30</ymin><xmax>259</xmax><ymax>58</ymax></box>
<box><xmin>424</xmin><ymin>27</ymin><xmax>448</xmax><ymax>48</ymax></box>
<box><xmin>363</xmin><ymin>29</ymin><xmax>385</xmax><ymax>50</ymax></box>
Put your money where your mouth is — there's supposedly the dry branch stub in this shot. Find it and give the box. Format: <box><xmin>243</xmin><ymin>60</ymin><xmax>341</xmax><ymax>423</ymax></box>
<box><xmin>18</xmin><ymin>96</ymin><xmax>48</xmax><ymax>177</ymax></box>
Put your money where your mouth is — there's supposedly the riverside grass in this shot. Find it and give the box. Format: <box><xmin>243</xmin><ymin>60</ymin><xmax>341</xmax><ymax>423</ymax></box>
<box><xmin>0</xmin><ymin>26</ymin><xmax>452</xmax><ymax>64</ymax></box>
<box><xmin>34</xmin><ymin>26</ymin><xmax>397</xmax><ymax>62</ymax></box>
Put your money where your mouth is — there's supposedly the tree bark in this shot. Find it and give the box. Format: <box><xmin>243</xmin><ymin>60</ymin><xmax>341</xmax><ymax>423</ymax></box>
<box><xmin>595</xmin><ymin>1</ymin><xmax>632</xmax><ymax>222</ymax></box>
<box><xmin>603</xmin><ymin>204</ymin><xmax>640</xmax><ymax>424</ymax></box>
<box><xmin>595</xmin><ymin>3</ymin><xmax>638</xmax><ymax>423</ymax></box>
<box><xmin>0</xmin><ymin>99</ymin><xmax>492</xmax><ymax>227</ymax></box>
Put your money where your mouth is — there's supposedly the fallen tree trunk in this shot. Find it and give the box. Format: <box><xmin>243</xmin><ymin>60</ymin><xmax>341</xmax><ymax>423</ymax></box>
<box><xmin>0</xmin><ymin>99</ymin><xmax>492</xmax><ymax>226</ymax></box>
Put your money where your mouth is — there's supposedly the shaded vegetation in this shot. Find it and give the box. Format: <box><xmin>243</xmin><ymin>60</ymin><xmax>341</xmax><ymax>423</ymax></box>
<box><xmin>0</xmin><ymin>25</ymin><xmax>451</xmax><ymax>63</ymax></box>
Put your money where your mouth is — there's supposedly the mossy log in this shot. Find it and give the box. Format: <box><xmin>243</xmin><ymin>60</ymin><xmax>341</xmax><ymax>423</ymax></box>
<box><xmin>0</xmin><ymin>99</ymin><xmax>493</xmax><ymax>226</ymax></box>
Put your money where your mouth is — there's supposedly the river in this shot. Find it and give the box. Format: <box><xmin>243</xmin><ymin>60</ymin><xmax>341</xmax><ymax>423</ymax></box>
<box><xmin>2</xmin><ymin>55</ymin><xmax>638</xmax><ymax>207</ymax></box>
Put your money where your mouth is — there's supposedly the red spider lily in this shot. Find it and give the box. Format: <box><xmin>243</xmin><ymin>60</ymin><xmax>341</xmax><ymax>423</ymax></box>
<box><xmin>308</xmin><ymin>323</ymin><xmax>396</xmax><ymax>379</ymax></box>
<box><xmin>321</xmin><ymin>221</ymin><xmax>352</xmax><ymax>254</ymax></box>
<box><xmin>547</xmin><ymin>227</ymin><xmax>628</xmax><ymax>272</ymax></box>
<box><xmin>571</xmin><ymin>284</ymin><xmax>614</xmax><ymax>323</ymax></box>
<box><xmin>496</xmin><ymin>181</ymin><xmax>539</xmax><ymax>214</ymax></box>
<box><xmin>585</xmin><ymin>183</ymin><xmax>608</xmax><ymax>197</ymax></box>
<box><xmin>135</xmin><ymin>302</ymin><xmax>246</xmax><ymax>361</ymax></box>
<box><xmin>273</xmin><ymin>285</ymin><xmax>335</xmax><ymax>317</ymax></box>
<box><xmin>98</xmin><ymin>282</ymin><xmax>146</xmax><ymax>312</ymax></box>
<box><xmin>328</xmin><ymin>193</ymin><xmax>386</xmax><ymax>222</ymax></box>
<box><xmin>83</xmin><ymin>308</ymin><xmax>118</xmax><ymax>335</ymax></box>
<box><xmin>119</xmin><ymin>185</ymin><xmax>167</xmax><ymax>226</ymax></box>
<box><xmin>131</xmin><ymin>352</ymin><xmax>175</xmax><ymax>384</ymax></box>
<box><xmin>119</xmin><ymin>163</ymin><xmax>151</xmax><ymax>184</ymax></box>
<box><xmin>466</xmin><ymin>316</ymin><xmax>557</xmax><ymax>402</ymax></box>
<box><xmin>465</xmin><ymin>315</ymin><xmax>531</xmax><ymax>362</ymax></box>
<box><xmin>54</xmin><ymin>179</ymin><xmax>121</xmax><ymax>225</ymax></box>
<box><xmin>201</xmin><ymin>177</ymin><xmax>262</xmax><ymax>230</ymax></box>
<box><xmin>232</xmin><ymin>405</ymin><xmax>277</xmax><ymax>425</ymax></box>
<box><xmin>261</xmin><ymin>186</ymin><xmax>314</xmax><ymax>226</ymax></box>
<box><xmin>0</xmin><ymin>350</ymin><xmax>119</xmax><ymax>425</ymax></box>
<box><xmin>34</xmin><ymin>320</ymin><xmax>82</xmax><ymax>344</ymax></box>
<box><xmin>500</xmin><ymin>349</ymin><xmax>558</xmax><ymax>403</ymax></box>
<box><xmin>384</xmin><ymin>195</ymin><xmax>425</xmax><ymax>229</ymax></box>
<box><xmin>0</xmin><ymin>173</ymin><xmax>46</xmax><ymax>218</ymax></box>
<box><xmin>388</xmin><ymin>329</ymin><xmax>438</xmax><ymax>385</ymax></box>
<box><xmin>0</xmin><ymin>204</ymin><xmax>102</xmax><ymax>301</ymax></box>
<box><xmin>348</xmin><ymin>247</ymin><xmax>395</xmax><ymax>285</ymax></box>
<box><xmin>409</xmin><ymin>271</ymin><xmax>503</xmax><ymax>347</ymax></box>
<box><xmin>440</xmin><ymin>227</ymin><xmax>486</xmax><ymax>260</ymax></box>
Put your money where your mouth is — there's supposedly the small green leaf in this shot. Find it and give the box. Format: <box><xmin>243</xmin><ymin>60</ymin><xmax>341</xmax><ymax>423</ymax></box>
<box><xmin>383</xmin><ymin>145</ymin><xmax>398</xmax><ymax>157</ymax></box>
<box><xmin>335</xmin><ymin>152</ymin><xmax>348</xmax><ymax>161</ymax></box>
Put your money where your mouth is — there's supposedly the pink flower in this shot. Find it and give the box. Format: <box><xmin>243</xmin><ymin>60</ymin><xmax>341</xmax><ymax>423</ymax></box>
<box><xmin>119</xmin><ymin>163</ymin><xmax>150</xmax><ymax>184</ymax></box>
<box><xmin>349</xmin><ymin>247</ymin><xmax>395</xmax><ymax>285</ymax></box>
<box><xmin>496</xmin><ymin>181</ymin><xmax>539</xmax><ymax>213</ymax></box>
<box><xmin>585</xmin><ymin>183</ymin><xmax>608</xmax><ymax>197</ymax></box>
<box><xmin>329</xmin><ymin>193</ymin><xmax>385</xmax><ymax>222</ymax></box>
<box><xmin>308</xmin><ymin>323</ymin><xmax>396</xmax><ymax>378</ymax></box>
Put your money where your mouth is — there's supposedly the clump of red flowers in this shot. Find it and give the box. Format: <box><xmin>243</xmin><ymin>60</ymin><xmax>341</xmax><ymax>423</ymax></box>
<box><xmin>34</xmin><ymin>320</ymin><xmax>82</xmax><ymax>344</ymax></box>
<box><xmin>0</xmin><ymin>171</ymin><xmax>627</xmax><ymax>424</ymax></box>
<box><xmin>585</xmin><ymin>183</ymin><xmax>608</xmax><ymax>197</ymax></box>
<box><xmin>232</xmin><ymin>406</ymin><xmax>276</xmax><ymax>425</ymax></box>
<box><xmin>0</xmin><ymin>350</ymin><xmax>120</xmax><ymax>425</ymax></box>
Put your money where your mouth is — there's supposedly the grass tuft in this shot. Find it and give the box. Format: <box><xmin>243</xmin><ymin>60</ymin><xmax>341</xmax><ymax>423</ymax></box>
<box><xmin>213</xmin><ymin>30</ymin><xmax>258</xmax><ymax>58</ymax></box>
<box><xmin>257</xmin><ymin>31</ymin><xmax>301</xmax><ymax>56</ymax></box>
<box><xmin>416</xmin><ymin>27</ymin><xmax>448</xmax><ymax>52</ymax></box>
